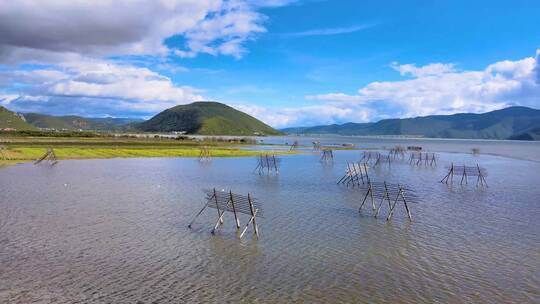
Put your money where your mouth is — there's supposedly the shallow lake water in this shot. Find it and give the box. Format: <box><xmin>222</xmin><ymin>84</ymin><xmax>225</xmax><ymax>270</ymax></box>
<box><xmin>1</xmin><ymin>140</ymin><xmax>539</xmax><ymax>303</ymax></box>
<box><xmin>262</xmin><ymin>135</ymin><xmax>540</xmax><ymax>162</ymax></box>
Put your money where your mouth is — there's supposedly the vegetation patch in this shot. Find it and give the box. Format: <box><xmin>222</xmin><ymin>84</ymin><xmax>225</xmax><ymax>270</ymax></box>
<box><xmin>0</xmin><ymin>135</ymin><xmax>297</xmax><ymax>166</ymax></box>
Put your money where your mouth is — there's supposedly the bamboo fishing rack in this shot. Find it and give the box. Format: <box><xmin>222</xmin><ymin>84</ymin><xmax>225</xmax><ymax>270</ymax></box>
<box><xmin>188</xmin><ymin>189</ymin><xmax>262</xmax><ymax>239</ymax></box>
<box><xmin>441</xmin><ymin>163</ymin><xmax>488</xmax><ymax>187</ymax></box>
<box><xmin>357</xmin><ymin>181</ymin><xmax>417</xmax><ymax>221</ymax></box>
<box><xmin>337</xmin><ymin>162</ymin><xmax>370</xmax><ymax>187</ymax></box>
<box><xmin>254</xmin><ymin>154</ymin><xmax>280</xmax><ymax>175</ymax></box>
<box><xmin>320</xmin><ymin>148</ymin><xmax>334</xmax><ymax>162</ymax></box>
<box><xmin>198</xmin><ymin>146</ymin><xmax>211</xmax><ymax>162</ymax></box>
<box><xmin>34</xmin><ymin>148</ymin><xmax>58</xmax><ymax>165</ymax></box>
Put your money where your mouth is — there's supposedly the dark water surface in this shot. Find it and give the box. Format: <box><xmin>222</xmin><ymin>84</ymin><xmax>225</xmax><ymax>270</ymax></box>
<box><xmin>1</xmin><ymin>144</ymin><xmax>539</xmax><ymax>303</ymax></box>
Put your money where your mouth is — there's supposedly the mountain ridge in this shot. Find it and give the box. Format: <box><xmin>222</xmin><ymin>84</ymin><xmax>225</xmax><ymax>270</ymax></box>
<box><xmin>0</xmin><ymin>106</ymin><xmax>37</xmax><ymax>130</ymax></box>
<box><xmin>281</xmin><ymin>106</ymin><xmax>540</xmax><ymax>140</ymax></box>
<box><xmin>22</xmin><ymin>113</ymin><xmax>142</xmax><ymax>131</ymax></box>
<box><xmin>4</xmin><ymin>104</ymin><xmax>539</xmax><ymax>140</ymax></box>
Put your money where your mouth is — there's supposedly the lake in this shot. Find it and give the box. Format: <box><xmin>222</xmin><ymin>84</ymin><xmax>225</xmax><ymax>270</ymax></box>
<box><xmin>261</xmin><ymin>135</ymin><xmax>540</xmax><ymax>162</ymax></box>
<box><xmin>1</xmin><ymin>137</ymin><xmax>539</xmax><ymax>303</ymax></box>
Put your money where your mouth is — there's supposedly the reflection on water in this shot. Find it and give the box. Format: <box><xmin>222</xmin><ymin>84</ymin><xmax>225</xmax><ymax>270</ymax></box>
<box><xmin>1</xmin><ymin>148</ymin><xmax>539</xmax><ymax>303</ymax></box>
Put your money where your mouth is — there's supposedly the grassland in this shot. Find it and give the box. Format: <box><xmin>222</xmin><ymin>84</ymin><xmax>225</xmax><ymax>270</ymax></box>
<box><xmin>0</xmin><ymin>133</ymin><xmax>296</xmax><ymax>166</ymax></box>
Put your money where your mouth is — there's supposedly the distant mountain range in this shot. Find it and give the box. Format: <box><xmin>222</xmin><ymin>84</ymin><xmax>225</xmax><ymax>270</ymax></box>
<box><xmin>0</xmin><ymin>101</ymin><xmax>281</xmax><ymax>136</ymax></box>
<box><xmin>2</xmin><ymin>104</ymin><xmax>539</xmax><ymax>140</ymax></box>
<box><xmin>281</xmin><ymin>106</ymin><xmax>540</xmax><ymax>140</ymax></box>
<box><xmin>23</xmin><ymin>113</ymin><xmax>143</xmax><ymax>131</ymax></box>
<box><xmin>0</xmin><ymin>106</ymin><xmax>142</xmax><ymax>132</ymax></box>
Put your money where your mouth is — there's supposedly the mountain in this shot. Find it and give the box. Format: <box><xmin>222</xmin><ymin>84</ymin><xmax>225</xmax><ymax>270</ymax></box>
<box><xmin>281</xmin><ymin>106</ymin><xmax>540</xmax><ymax>140</ymax></box>
<box><xmin>508</xmin><ymin>127</ymin><xmax>540</xmax><ymax>140</ymax></box>
<box><xmin>137</xmin><ymin>101</ymin><xmax>281</xmax><ymax>135</ymax></box>
<box><xmin>0</xmin><ymin>106</ymin><xmax>37</xmax><ymax>130</ymax></box>
<box><xmin>22</xmin><ymin>113</ymin><xmax>142</xmax><ymax>131</ymax></box>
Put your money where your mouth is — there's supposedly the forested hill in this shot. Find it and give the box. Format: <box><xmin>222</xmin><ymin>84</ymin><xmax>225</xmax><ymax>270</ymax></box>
<box><xmin>281</xmin><ymin>106</ymin><xmax>540</xmax><ymax>140</ymax></box>
<box><xmin>23</xmin><ymin>113</ymin><xmax>142</xmax><ymax>131</ymax></box>
<box><xmin>137</xmin><ymin>101</ymin><xmax>281</xmax><ymax>136</ymax></box>
<box><xmin>0</xmin><ymin>106</ymin><xmax>36</xmax><ymax>130</ymax></box>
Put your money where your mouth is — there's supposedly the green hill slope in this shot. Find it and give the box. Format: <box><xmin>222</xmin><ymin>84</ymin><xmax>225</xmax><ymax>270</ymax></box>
<box><xmin>23</xmin><ymin>113</ymin><xmax>142</xmax><ymax>131</ymax></box>
<box><xmin>0</xmin><ymin>106</ymin><xmax>36</xmax><ymax>130</ymax></box>
<box><xmin>137</xmin><ymin>101</ymin><xmax>281</xmax><ymax>135</ymax></box>
<box><xmin>282</xmin><ymin>106</ymin><xmax>540</xmax><ymax>140</ymax></box>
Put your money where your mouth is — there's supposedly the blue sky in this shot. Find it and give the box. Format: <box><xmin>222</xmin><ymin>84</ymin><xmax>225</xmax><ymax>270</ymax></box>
<box><xmin>1</xmin><ymin>0</ymin><xmax>539</xmax><ymax>127</ymax></box>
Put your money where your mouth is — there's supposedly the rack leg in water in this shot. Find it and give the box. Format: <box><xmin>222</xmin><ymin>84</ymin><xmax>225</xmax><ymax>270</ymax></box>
<box><xmin>229</xmin><ymin>191</ymin><xmax>240</xmax><ymax>230</ymax></box>
<box><xmin>188</xmin><ymin>204</ymin><xmax>208</xmax><ymax>228</ymax></box>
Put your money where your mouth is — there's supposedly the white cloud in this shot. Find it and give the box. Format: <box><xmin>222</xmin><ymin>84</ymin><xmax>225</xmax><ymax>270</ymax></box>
<box><xmin>232</xmin><ymin>50</ymin><xmax>540</xmax><ymax>128</ymax></box>
<box><xmin>305</xmin><ymin>93</ymin><xmax>366</xmax><ymax>103</ymax></box>
<box><xmin>0</xmin><ymin>0</ymin><xmax>295</xmax><ymax>117</ymax></box>
<box><xmin>0</xmin><ymin>0</ymin><xmax>281</xmax><ymax>63</ymax></box>
<box><xmin>1</xmin><ymin>59</ymin><xmax>203</xmax><ymax>116</ymax></box>
<box><xmin>390</xmin><ymin>62</ymin><xmax>457</xmax><ymax>77</ymax></box>
<box><xmin>174</xmin><ymin>1</ymin><xmax>266</xmax><ymax>59</ymax></box>
<box><xmin>233</xmin><ymin>103</ymin><xmax>373</xmax><ymax>128</ymax></box>
<box><xmin>301</xmin><ymin>51</ymin><xmax>540</xmax><ymax>124</ymax></box>
<box><xmin>0</xmin><ymin>94</ymin><xmax>19</xmax><ymax>106</ymax></box>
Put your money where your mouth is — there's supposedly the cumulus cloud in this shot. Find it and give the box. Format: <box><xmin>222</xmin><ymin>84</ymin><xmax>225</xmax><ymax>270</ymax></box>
<box><xmin>233</xmin><ymin>103</ymin><xmax>373</xmax><ymax>128</ymax></box>
<box><xmin>0</xmin><ymin>0</ymin><xmax>276</xmax><ymax>63</ymax></box>
<box><xmin>220</xmin><ymin>51</ymin><xmax>540</xmax><ymax>128</ymax></box>
<box><xmin>174</xmin><ymin>1</ymin><xmax>266</xmax><ymax>58</ymax></box>
<box><xmin>231</xmin><ymin>50</ymin><xmax>540</xmax><ymax>128</ymax></box>
<box><xmin>536</xmin><ymin>50</ymin><xmax>540</xmax><ymax>84</ymax></box>
<box><xmin>1</xmin><ymin>59</ymin><xmax>203</xmax><ymax>116</ymax></box>
<box><xmin>301</xmin><ymin>51</ymin><xmax>540</xmax><ymax>124</ymax></box>
<box><xmin>0</xmin><ymin>0</ymin><xmax>295</xmax><ymax>117</ymax></box>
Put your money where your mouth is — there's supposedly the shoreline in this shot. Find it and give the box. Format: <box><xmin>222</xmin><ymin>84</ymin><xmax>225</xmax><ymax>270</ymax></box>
<box><xmin>278</xmin><ymin>133</ymin><xmax>540</xmax><ymax>143</ymax></box>
<box><xmin>3</xmin><ymin>134</ymin><xmax>539</xmax><ymax>167</ymax></box>
<box><xmin>0</xmin><ymin>135</ymin><xmax>300</xmax><ymax>167</ymax></box>
<box><xmin>0</xmin><ymin>147</ymin><xmax>299</xmax><ymax>167</ymax></box>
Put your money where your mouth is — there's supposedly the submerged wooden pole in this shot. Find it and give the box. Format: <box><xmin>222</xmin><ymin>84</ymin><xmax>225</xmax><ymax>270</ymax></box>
<box><xmin>229</xmin><ymin>190</ymin><xmax>240</xmax><ymax>229</ymax></box>
<box><xmin>460</xmin><ymin>164</ymin><xmax>467</xmax><ymax>185</ymax></box>
<box><xmin>363</xmin><ymin>163</ymin><xmax>370</xmax><ymax>183</ymax></box>
<box><xmin>345</xmin><ymin>162</ymin><xmax>354</xmax><ymax>186</ymax></box>
<box><xmin>402</xmin><ymin>189</ymin><xmax>412</xmax><ymax>221</ymax></box>
<box><xmin>239</xmin><ymin>193</ymin><xmax>259</xmax><ymax>239</ymax></box>
<box><xmin>359</xmin><ymin>184</ymin><xmax>371</xmax><ymax>212</ymax></box>
<box><xmin>210</xmin><ymin>188</ymin><xmax>224</xmax><ymax>234</ymax></box>
<box><xmin>240</xmin><ymin>212</ymin><xmax>256</xmax><ymax>239</ymax></box>
<box><xmin>34</xmin><ymin>149</ymin><xmax>50</xmax><ymax>164</ymax></box>
<box><xmin>188</xmin><ymin>203</ymin><xmax>208</xmax><ymax>228</ymax></box>
<box><xmin>384</xmin><ymin>182</ymin><xmax>392</xmax><ymax>209</ymax></box>
<box><xmin>386</xmin><ymin>191</ymin><xmax>401</xmax><ymax>221</ymax></box>
<box><xmin>351</xmin><ymin>163</ymin><xmax>361</xmax><ymax>186</ymax></box>
<box><xmin>248</xmin><ymin>193</ymin><xmax>259</xmax><ymax>238</ymax></box>
<box><xmin>441</xmin><ymin>163</ymin><xmax>453</xmax><ymax>183</ymax></box>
